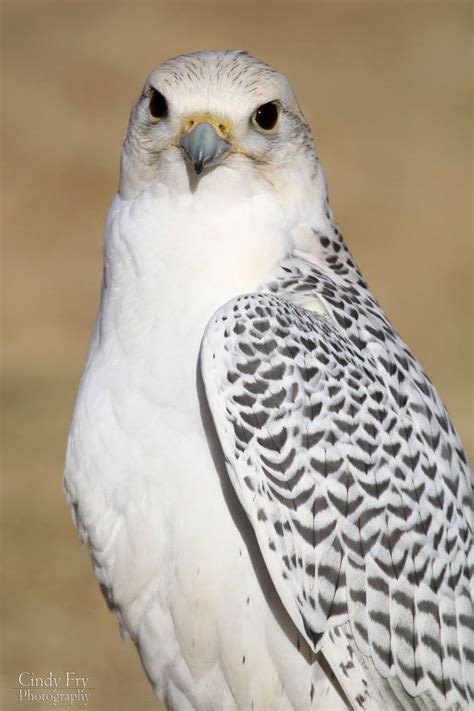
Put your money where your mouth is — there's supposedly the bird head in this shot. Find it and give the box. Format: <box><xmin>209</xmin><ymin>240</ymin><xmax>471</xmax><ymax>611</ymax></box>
<box><xmin>120</xmin><ymin>50</ymin><xmax>327</xmax><ymax>226</ymax></box>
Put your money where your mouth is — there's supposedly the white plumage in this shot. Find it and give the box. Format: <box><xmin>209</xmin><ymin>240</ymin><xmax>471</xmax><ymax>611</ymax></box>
<box><xmin>65</xmin><ymin>51</ymin><xmax>473</xmax><ymax>710</ymax></box>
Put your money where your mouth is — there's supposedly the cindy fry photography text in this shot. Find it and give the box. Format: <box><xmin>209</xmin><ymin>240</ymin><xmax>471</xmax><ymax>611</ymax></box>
<box><xmin>16</xmin><ymin>672</ymin><xmax>92</xmax><ymax>706</ymax></box>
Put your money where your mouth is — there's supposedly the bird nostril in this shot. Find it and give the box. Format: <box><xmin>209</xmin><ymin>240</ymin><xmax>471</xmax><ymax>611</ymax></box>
<box><xmin>219</xmin><ymin>124</ymin><xmax>225</xmax><ymax>133</ymax></box>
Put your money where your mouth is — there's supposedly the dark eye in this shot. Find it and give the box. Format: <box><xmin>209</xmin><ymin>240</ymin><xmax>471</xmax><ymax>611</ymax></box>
<box><xmin>148</xmin><ymin>89</ymin><xmax>168</xmax><ymax>119</ymax></box>
<box><xmin>252</xmin><ymin>101</ymin><xmax>280</xmax><ymax>131</ymax></box>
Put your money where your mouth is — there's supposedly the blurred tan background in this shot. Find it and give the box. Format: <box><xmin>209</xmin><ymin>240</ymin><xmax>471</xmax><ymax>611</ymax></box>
<box><xmin>2</xmin><ymin>1</ymin><xmax>472</xmax><ymax>710</ymax></box>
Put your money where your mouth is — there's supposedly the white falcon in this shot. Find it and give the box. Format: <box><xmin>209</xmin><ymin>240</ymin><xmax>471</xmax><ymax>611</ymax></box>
<box><xmin>65</xmin><ymin>51</ymin><xmax>473</xmax><ymax>710</ymax></box>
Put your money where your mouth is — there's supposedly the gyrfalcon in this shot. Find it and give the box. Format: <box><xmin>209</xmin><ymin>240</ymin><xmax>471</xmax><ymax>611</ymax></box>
<box><xmin>64</xmin><ymin>50</ymin><xmax>473</xmax><ymax>710</ymax></box>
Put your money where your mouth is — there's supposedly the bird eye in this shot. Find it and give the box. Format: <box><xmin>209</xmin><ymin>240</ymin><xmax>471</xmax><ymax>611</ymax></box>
<box><xmin>148</xmin><ymin>89</ymin><xmax>168</xmax><ymax>119</ymax></box>
<box><xmin>252</xmin><ymin>101</ymin><xmax>280</xmax><ymax>131</ymax></box>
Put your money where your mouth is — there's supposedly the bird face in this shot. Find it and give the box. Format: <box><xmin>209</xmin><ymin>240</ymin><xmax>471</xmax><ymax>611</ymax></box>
<box><xmin>120</xmin><ymin>50</ymin><xmax>318</xmax><ymax>198</ymax></box>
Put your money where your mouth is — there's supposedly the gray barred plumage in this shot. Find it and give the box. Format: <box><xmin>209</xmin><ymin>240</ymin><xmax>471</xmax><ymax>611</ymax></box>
<box><xmin>202</xmin><ymin>228</ymin><xmax>473</xmax><ymax>709</ymax></box>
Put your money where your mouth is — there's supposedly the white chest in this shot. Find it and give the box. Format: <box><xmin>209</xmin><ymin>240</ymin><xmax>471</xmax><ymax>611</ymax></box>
<box><xmin>97</xmin><ymin>169</ymin><xmax>288</xmax><ymax>407</ymax></box>
<box><xmin>66</xmin><ymin>169</ymin><xmax>291</xmax><ymax>552</ymax></box>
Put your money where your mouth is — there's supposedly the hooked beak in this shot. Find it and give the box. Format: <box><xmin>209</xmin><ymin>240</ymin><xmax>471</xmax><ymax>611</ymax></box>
<box><xmin>180</xmin><ymin>122</ymin><xmax>230</xmax><ymax>175</ymax></box>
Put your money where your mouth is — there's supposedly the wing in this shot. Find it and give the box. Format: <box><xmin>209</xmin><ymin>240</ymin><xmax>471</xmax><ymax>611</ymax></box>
<box><xmin>201</xmin><ymin>282</ymin><xmax>473</xmax><ymax>709</ymax></box>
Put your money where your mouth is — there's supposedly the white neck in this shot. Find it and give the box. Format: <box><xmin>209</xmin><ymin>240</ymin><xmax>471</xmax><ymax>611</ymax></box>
<box><xmin>98</xmin><ymin>158</ymin><xmax>329</xmax><ymax>407</ymax></box>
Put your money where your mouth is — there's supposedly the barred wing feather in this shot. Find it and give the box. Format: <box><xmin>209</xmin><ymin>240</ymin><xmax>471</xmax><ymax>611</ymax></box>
<box><xmin>201</xmin><ymin>286</ymin><xmax>473</xmax><ymax>710</ymax></box>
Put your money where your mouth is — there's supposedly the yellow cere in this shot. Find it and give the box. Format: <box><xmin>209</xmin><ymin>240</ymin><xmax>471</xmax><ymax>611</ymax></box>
<box><xmin>181</xmin><ymin>114</ymin><xmax>233</xmax><ymax>141</ymax></box>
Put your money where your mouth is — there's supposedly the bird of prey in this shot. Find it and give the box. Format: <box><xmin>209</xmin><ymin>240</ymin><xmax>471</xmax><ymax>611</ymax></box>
<box><xmin>64</xmin><ymin>50</ymin><xmax>473</xmax><ymax>710</ymax></box>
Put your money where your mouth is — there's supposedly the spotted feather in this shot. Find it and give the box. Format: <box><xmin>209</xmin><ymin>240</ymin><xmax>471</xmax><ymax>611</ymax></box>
<box><xmin>201</xmin><ymin>251</ymin><xmax>473</xmax><ymax>710</ymax></box>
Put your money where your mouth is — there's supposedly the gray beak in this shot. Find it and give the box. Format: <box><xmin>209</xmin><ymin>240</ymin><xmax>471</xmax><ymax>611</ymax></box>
<box><xmin>180</xmin><ymin>122</ymin><xmax>229</xmax><ymax>175</ymax></box>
